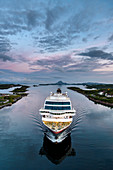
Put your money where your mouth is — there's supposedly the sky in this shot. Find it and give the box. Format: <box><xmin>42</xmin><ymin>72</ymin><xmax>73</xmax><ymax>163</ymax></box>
<box><xmin>0</xmin><ymin>0</ymin><xmax>113</xmax><ymax>84</ymax></box>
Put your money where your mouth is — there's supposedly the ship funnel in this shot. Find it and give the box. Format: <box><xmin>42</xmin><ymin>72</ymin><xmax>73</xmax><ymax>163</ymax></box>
<box><xmin>57</xmin><ymin>88</ymin><xmax>62</xmax><ymax>93</ymax></box>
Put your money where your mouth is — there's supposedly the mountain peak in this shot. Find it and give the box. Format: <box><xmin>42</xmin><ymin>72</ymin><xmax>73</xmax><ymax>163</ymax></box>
<box><xmin>56</xmin><ymin>81</ymin><xmax>67</xmax><ymax>85</ymax></box>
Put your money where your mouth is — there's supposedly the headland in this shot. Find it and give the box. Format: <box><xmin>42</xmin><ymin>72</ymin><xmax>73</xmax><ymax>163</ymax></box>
<box><xmin>0</xmin><ymin>84</ymin><xmax>29</xmax><ymax>109</ymax></box>
<box><xmin>68</xmin><ymin>84</ymin><xmax>113</xmax><ymax>108</ymax></box>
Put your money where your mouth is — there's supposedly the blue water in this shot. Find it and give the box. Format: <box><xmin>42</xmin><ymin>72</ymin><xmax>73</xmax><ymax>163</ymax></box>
<box><xmin>0</xmin><ymin>85</ymin><xmax>113</xmax><ymax>169</ymax></box>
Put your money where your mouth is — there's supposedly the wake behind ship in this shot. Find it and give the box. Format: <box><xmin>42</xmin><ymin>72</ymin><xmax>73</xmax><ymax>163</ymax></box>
<box><xmin>39</xmin><ymin>88</ymin><xmax>76</xmax><ymax>134</ymax></box>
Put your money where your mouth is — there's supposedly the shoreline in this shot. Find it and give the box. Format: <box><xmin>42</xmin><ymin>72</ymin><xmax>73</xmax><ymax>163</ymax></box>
<box><xmin>0</xmin><ymin>94</ymin><xmax>28</xmax><ymax>110</ymax></box>
<box><xmin>0</xmin><ymin>85</ymin><xmax>29</xmax><ymax>110</ymax></box>
<box><xmin>86</xmin><ymin>96</ymin><xmax>113</xmax><ymax>107</ymax></box>
<box><xmin>67</xmin><ymin>87</ymin><xmax>113</xmax><ymax>108</ymax></box>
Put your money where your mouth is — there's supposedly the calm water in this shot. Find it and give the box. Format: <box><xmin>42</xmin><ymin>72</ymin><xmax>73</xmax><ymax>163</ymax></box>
<box><xmin>0</xmin><ymin>86</ymin><xmax>21</xmax><ymax>94</ymax></box>
<box><xmin>0</xmin><ymin>85</ymin><xmax>113</xmax><ymax>170</ymax></box>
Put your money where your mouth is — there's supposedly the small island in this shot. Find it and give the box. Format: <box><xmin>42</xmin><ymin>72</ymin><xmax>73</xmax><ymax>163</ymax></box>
<box><xmin>68</xmin><ymin>85</ymin><xmax>113</xmax><ymax>108</ymax></box>
<box><xmin>0</xmin><ymin>84</ymin><xmax>29</xmax><ymax>109</ymax></box>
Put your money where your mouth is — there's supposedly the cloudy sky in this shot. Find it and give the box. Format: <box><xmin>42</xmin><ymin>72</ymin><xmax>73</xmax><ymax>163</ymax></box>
<box><xmin>0</xmin><ymin>0</ymin><xmax>113</xmax><ymax>83</ymax></box>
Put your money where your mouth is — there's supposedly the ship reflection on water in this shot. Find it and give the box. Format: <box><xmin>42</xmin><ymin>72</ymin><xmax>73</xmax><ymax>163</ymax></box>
<box><xmin>39</xmin><ymin>134</ymin><xmax>76</xmax><ymax>164</ymax></box>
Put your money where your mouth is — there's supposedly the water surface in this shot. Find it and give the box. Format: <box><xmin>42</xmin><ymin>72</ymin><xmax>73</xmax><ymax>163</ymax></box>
<box><xmin>0</xmin><ymin>85</ymin><xmax>113</xmax><ymax>170</ymax></box>
<box><xmin>0</xmin><ymin>86</ymin><xmax>21</xmax><ymax>94</ymax></box>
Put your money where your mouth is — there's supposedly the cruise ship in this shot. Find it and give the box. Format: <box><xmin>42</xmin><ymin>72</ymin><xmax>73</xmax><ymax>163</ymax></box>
<box><xmin>39</xmin><ymin>88</ymin><xmax>76</xmax><ymax>134</ymax></box>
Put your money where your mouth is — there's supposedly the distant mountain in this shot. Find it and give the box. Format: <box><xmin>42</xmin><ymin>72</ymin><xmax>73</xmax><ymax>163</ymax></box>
<box><xmin>39</xmin><ymin>81</ymin><xmax>69</xmax><ymax>86</ymax></box>
<box><xmin>39</xmin><ymin>81</ymin><xmax>106</xmax><ymax>86</ymax></box>
<box><xmin>55</xmin><ymin>81</ymin><xmax>68</xmax><ymax>85</ymax></box>
<box><xmin>0</xmin><ymin>81</ymin><xmax>106</xmax><ymax>86</ymax></box>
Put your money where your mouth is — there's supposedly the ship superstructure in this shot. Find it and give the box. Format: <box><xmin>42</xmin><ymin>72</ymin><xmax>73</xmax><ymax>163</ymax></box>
<box><xmin>39</xmin><ymin>89</ymin><xmax>76</xmax><ymax>134</ymax></box>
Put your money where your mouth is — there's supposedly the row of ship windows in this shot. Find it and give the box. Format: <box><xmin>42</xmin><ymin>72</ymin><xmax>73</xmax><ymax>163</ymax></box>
<box><xmin>45</xmin><ymin>101</ymin><xmax>70</xmax><ymax>105</ymax></box>
<box><xmin>43</xmin><ymin>115</ymin><xmax>72</xmax><ymax>118</ymax></box>
<box><xmin>44</xmin><ymin>106</ymin><xmax>71</xmax><ymax>110</ymax></box>
<box><xmin>50</xmin><ymin>113</ymin><xmax>73</xmax><ymax>115</ymax></box>
<box><xmin>40</xmin><ymin>111</ymin><xmax>74</xmax><ymax>115</ymax></box>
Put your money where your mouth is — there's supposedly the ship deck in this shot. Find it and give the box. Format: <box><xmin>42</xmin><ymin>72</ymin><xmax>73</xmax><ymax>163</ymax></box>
<box><xmin>43</xmin><ymin>121</ymin><xmax>71</xmax><ymax>131</ymax></box>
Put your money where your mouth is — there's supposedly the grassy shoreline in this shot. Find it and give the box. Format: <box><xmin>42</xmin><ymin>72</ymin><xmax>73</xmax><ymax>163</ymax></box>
<box><xmin>67</xmin><ymin>86</ymin><xmax>113</xmax><ymax>108</ymax></box>
<box><xmin>0</xmin><ymin>85</ymin><xmax>29</xmax><ymax>110</ymax></box>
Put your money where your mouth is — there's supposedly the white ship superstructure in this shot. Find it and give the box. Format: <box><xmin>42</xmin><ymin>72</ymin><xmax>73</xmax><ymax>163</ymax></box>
<box><xmin>39</xmin><ymin>89</ymin><xmax>76</xmax><ymax>134</ymax></box>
